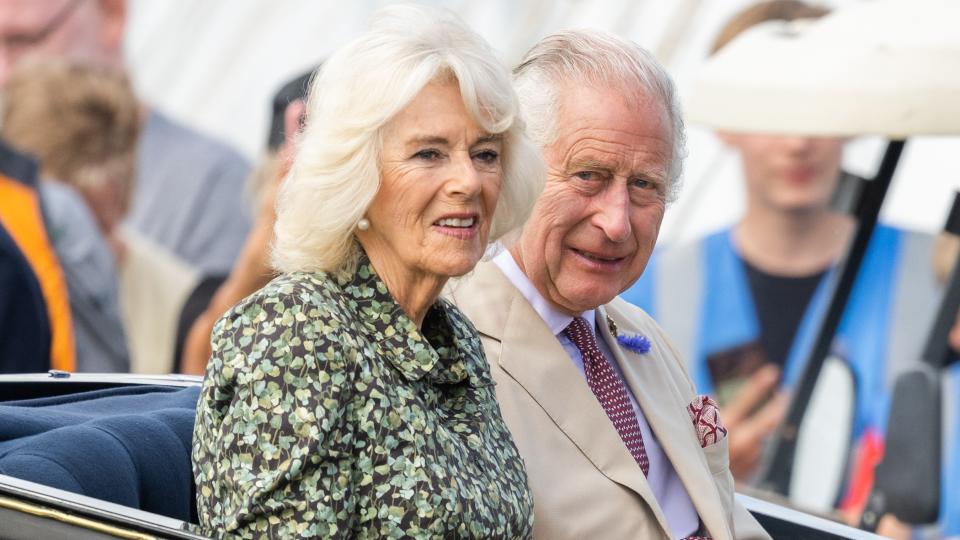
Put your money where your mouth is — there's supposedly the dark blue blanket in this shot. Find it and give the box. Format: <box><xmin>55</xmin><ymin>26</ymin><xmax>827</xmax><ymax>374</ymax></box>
<box><xmin>0</xmin><ymin>385</ymin><xmax>200</xmax><ymax>522</ymax></box>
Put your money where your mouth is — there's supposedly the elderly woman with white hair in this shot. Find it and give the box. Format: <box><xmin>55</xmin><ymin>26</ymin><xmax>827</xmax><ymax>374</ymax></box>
<box><xmin>191</xmin><ymin>5</ymin><xmax>543</xmax><ymax>539</ymax></box>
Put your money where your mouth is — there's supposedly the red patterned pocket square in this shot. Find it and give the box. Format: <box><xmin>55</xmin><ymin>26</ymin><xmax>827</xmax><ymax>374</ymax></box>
<box><xmin>687</xmin><ymin>395</ymin><xmax>727</xmax><ymax>448</ymax></box>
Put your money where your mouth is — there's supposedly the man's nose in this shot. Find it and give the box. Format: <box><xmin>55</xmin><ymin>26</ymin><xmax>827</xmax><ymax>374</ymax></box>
<box><xmin>594</xmin><ymin>183</ymin><xmax>632</xmax><ymax>243</ymax></box>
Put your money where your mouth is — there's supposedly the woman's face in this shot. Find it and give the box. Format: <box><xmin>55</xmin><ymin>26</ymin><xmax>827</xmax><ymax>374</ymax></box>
<box><xmin>360</xmin><ymin>79</ymin><xmax>503</xmax><ymax>282</ymax></box>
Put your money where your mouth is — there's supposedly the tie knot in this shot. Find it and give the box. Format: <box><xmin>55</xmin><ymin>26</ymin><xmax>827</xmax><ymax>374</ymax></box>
<box><xmin>564</xmin><ymin>316</ymin><xmax>598</xmax><ymax>353</ymax></box>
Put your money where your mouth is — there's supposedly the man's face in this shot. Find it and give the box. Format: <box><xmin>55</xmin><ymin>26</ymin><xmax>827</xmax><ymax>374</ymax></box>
<box><xmin>720</xmin><ymin>132</ymin><xmax>844</xmax><ymax>214</ymax></box>
<box><xmin>512</xmin><ymin>83</ymin><xmax>672</xmax><ymax>315</ymax></box>
<box><xmin>0</xmin><ymin>0</ymin><xmax>117</xmax><ymax>87</ymax></box>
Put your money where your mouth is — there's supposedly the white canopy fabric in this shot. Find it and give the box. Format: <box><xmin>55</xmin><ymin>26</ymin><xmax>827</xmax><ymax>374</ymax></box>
<box><xmin>687</xmin><ymin>0</ymin><xmax>960</xmax><ymax>137</ymax></box>
<box><xmin>125</xmin><ymin>0</ymin><xmax>960</xmax><ymax>239</ymax></box>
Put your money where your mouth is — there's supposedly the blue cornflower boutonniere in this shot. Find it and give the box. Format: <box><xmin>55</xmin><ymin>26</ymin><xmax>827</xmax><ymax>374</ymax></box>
<box><xmin>617</xmin><ymin>333</ymin><xmax>651</xmax><ymax>354</ymax></box>
<box><xmin>606</xmin><ymin>316</ymin><xmax>651</xmax><ymax>355</ymax></box>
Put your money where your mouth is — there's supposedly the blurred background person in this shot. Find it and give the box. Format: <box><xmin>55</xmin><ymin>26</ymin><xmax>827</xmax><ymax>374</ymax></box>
<box><xmin>3</xmin><ymin>58</ymin><xmax>199</xmax><ymax>374</ymax></box>
<box><xmin>177</xmin><ymin>68</ymin><xmax>312</xmax><ymax>374</ymax></box>
<box><xmin>621</xmin><ymin>0</ymin><xmax>942</xmax><ymax>517</ymax></box>
<box><xmin>192</xmin><ymin>5</ymin><xmax>542</xmax><ymax>536</ymax></box>
<box><xmin>0</xmin><ymin>140</ymin><xmax>75</xmax><ymax>373</ymax></box>
<box><xmin>867</xmin><ymin>234</ymin><xmax>960</xmax><ymax>538</ymax></box>
<box><xmin>916</xmin><ymin>234</ymin><xmax>960</xmax><ymax>540</ymax></box>
<box><xmin>0</xmin><ymin>0</ymin><xmax>252</xmax><ymax>277</ymax></box>
<box><xmin>0</xmin><ymin>141</ymin><xmax>55</xmax><ymax>373</ymax></box>
<box><xmin>3</xmin><ymin>59</ymin><xmax>130</xmax><ymax>373</ymax></box>
<box><xmin>0</xmin><ymin>219</ymin><xmax>49</xmax><ymax>371</ymax></box>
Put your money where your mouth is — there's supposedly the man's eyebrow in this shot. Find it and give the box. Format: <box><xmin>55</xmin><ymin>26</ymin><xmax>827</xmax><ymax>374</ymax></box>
<box><xmin>567</xmin><ymin>157</ymin><xmax>613</xmax><ymax>172</ymax></box>
<box><xmin>568</xmin><ymin>156</ymin><xmax>668</xmax><ymax>182</ymax></box>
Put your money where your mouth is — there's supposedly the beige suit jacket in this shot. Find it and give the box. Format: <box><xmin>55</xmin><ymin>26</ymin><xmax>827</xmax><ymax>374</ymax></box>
<box><xmin>447</xmin><ymin>261</ymin><xmax>770</xmax><ymax>540</ymax></box>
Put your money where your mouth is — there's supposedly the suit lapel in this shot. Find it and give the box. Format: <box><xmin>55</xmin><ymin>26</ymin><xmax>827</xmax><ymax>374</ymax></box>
<box><xmin>450</xmin><ymin>262</ymin><xmax>674</xmax><ymax>536</ymax></box>
<box><xmin>600</xmin><ymin>303</ymin><xmax>733</xmax><ymax>540</ymax></box>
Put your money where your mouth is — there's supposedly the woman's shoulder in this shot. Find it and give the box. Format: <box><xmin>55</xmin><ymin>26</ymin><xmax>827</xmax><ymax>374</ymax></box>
<box><xmin>226</xmin><ymin>271</ymin><xmax>349</xmax><ymax>323</ymax></box>
<box><xmin>258</xmin><ymin>271</ymin><xmax>345</xmax><ymax>302</ymax></box>
<box><xmin>210</xmin><ymin>272</ymin><xmax>359</xmax><ymax>365</ymax></box>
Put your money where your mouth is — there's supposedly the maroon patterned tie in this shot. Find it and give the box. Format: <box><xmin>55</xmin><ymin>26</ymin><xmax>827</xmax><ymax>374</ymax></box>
<box><xmin>564</xmin><ymin>316</ymin><xmax>650</xmax><ymax>476</ymax></box>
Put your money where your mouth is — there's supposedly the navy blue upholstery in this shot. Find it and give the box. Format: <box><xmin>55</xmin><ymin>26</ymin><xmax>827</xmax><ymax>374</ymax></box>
<box><xmin>0</xmin><ymin>385</ymin><xmax>200</xmax><ymax>522</ymax></box>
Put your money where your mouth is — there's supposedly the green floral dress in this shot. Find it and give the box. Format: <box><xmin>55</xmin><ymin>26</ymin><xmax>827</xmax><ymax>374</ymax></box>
<box><xmin>192</xmin><ymin>256</ymin><xmax>534</xmax><ymax>539</ymax></box>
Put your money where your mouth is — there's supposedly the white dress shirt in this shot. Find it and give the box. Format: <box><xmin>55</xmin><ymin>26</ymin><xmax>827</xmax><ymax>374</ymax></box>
<box><xmin>494</xmin><ymin>249</ymin><xmax>699</xmax><ymax>539</ymax></box>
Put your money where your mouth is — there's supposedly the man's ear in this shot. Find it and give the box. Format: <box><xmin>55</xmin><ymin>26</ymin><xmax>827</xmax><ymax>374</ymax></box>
<box><xmin>97</xmin><ymin>0</ymin><xmax>127</xmax><ymax>53</ymax></box>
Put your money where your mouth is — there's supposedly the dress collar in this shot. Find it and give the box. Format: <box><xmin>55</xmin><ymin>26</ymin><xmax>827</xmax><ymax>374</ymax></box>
<box><xmin>338</xmin><ymin>249</ymin><xmax>472</xmax><ymax>385</ymax></box>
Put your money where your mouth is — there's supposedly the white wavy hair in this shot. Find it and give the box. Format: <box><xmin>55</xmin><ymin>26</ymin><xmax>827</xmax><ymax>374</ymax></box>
<box><xmin>272</xmin><ymin>4</ymin><xmax>544</xmax><ymax>274</ymax></box>
<box><xmin>513</xmin><ymin>30</ymin><xmax>687</xmax><ymax>203</ymax></box>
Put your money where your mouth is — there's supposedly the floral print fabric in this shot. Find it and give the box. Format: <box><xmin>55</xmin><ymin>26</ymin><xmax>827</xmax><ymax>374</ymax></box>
<box><xmin>192</xmin><ymin>256</ymin><xmax>533</xmax><ymax>539</ymax></box>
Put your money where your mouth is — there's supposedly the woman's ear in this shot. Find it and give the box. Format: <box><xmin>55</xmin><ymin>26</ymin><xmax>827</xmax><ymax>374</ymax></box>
<box><xmin>283</xmin><ymin>99</ymin><xmax>307</xmax><ymax>148</ymax></box>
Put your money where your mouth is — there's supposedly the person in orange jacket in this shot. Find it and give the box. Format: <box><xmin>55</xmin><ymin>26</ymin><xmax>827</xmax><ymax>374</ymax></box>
<box><xmin>0</xmin><ymin>140</ymin><xmax>74</xmax><ymax>372</ymax></box>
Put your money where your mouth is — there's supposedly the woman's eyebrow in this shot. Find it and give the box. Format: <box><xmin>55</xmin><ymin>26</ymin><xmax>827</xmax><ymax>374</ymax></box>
<box><xmin>405</xmin><ymin>133</ymin><xmax>503</xmax><ymax>148</ymax></box>
<box><xmin>406</xmin><ymin>135</ymin><xmax>450</xmax><ymax>147</ymax></box>
<box><xmin>474</xmin><ymin>133</ymin><xmax>503</xmax><ymax>145</ymax></box>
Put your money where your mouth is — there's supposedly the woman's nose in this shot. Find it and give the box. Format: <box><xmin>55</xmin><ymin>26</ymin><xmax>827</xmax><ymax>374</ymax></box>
<box><xmin>444</xmin><ymin>153</ymin><xmax>483</xmax><ymax>197</ymax></box>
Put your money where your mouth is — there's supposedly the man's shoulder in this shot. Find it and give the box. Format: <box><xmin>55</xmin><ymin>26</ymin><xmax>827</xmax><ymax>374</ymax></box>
<box><xmin>604</xmin><ymin>296</ymin><xmax>664</xmax><ymax>342</ymax></box>
<box><xmin>445</xmin><ymin>259</ymin><xmax>516</xmax><ymax>336</ymax></box>
<box><xmin>603</xmin><ymin>296</ymin><xmax>663</xmax><ymax>336</ymax></box>
<box><xmin>606</xmin><ymin>296</ymin><xmax>694</xmax><ymax>383</ymax></box>
<box><xmin>449</xmin><ymin>258</ymin><xmax>510</xmax><ymax>292</ymax></box>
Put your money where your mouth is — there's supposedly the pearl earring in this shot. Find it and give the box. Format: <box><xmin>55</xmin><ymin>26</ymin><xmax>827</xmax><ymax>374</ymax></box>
<box><xmin>357</xmin><ymin>218</ymin><xmax>370</xmax><ymax>231</ymax></box>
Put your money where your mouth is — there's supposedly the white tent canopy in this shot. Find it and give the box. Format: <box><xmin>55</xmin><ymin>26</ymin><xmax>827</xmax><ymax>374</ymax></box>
<box><xmin>687</xmin><ymin>0</ymin><xmax>960</xmax><ymax>137</ymax></box>
<box><xmin>125</xmin><ymin>0</ymin><xmax>960</xmax><ymax>239</ymax></box>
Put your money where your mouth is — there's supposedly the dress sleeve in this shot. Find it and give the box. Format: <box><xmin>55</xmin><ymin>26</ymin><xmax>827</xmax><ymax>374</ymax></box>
<box><xmin>192</xmin><ymin>282</ymin><xmax>359</xmax><ymax>538</ymax></box>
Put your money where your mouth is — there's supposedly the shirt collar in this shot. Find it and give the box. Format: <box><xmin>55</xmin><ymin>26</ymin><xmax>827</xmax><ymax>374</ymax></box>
<box><xmin>493</xmin><ymin>247</ymin><xmax>596</xmax><ymax>337</ymax></box>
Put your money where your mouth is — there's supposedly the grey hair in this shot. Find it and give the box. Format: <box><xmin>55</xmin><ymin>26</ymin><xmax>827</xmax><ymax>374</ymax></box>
<box><xmin>513</xmin><ymin>30</ymin><xmax>687</xmax><ymax>203</ymax></box>
<box><xmin>272</xmin><ymin>4</ymin><xmax>544</xmax><ymax>274</ymax></box>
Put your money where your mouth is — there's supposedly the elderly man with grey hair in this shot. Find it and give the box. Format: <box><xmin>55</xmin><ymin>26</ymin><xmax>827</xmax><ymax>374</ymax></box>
<box><xmin>447</xmin><ymin>31</ymin><xmax>770</xmax><ymax>540</ymax></box>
